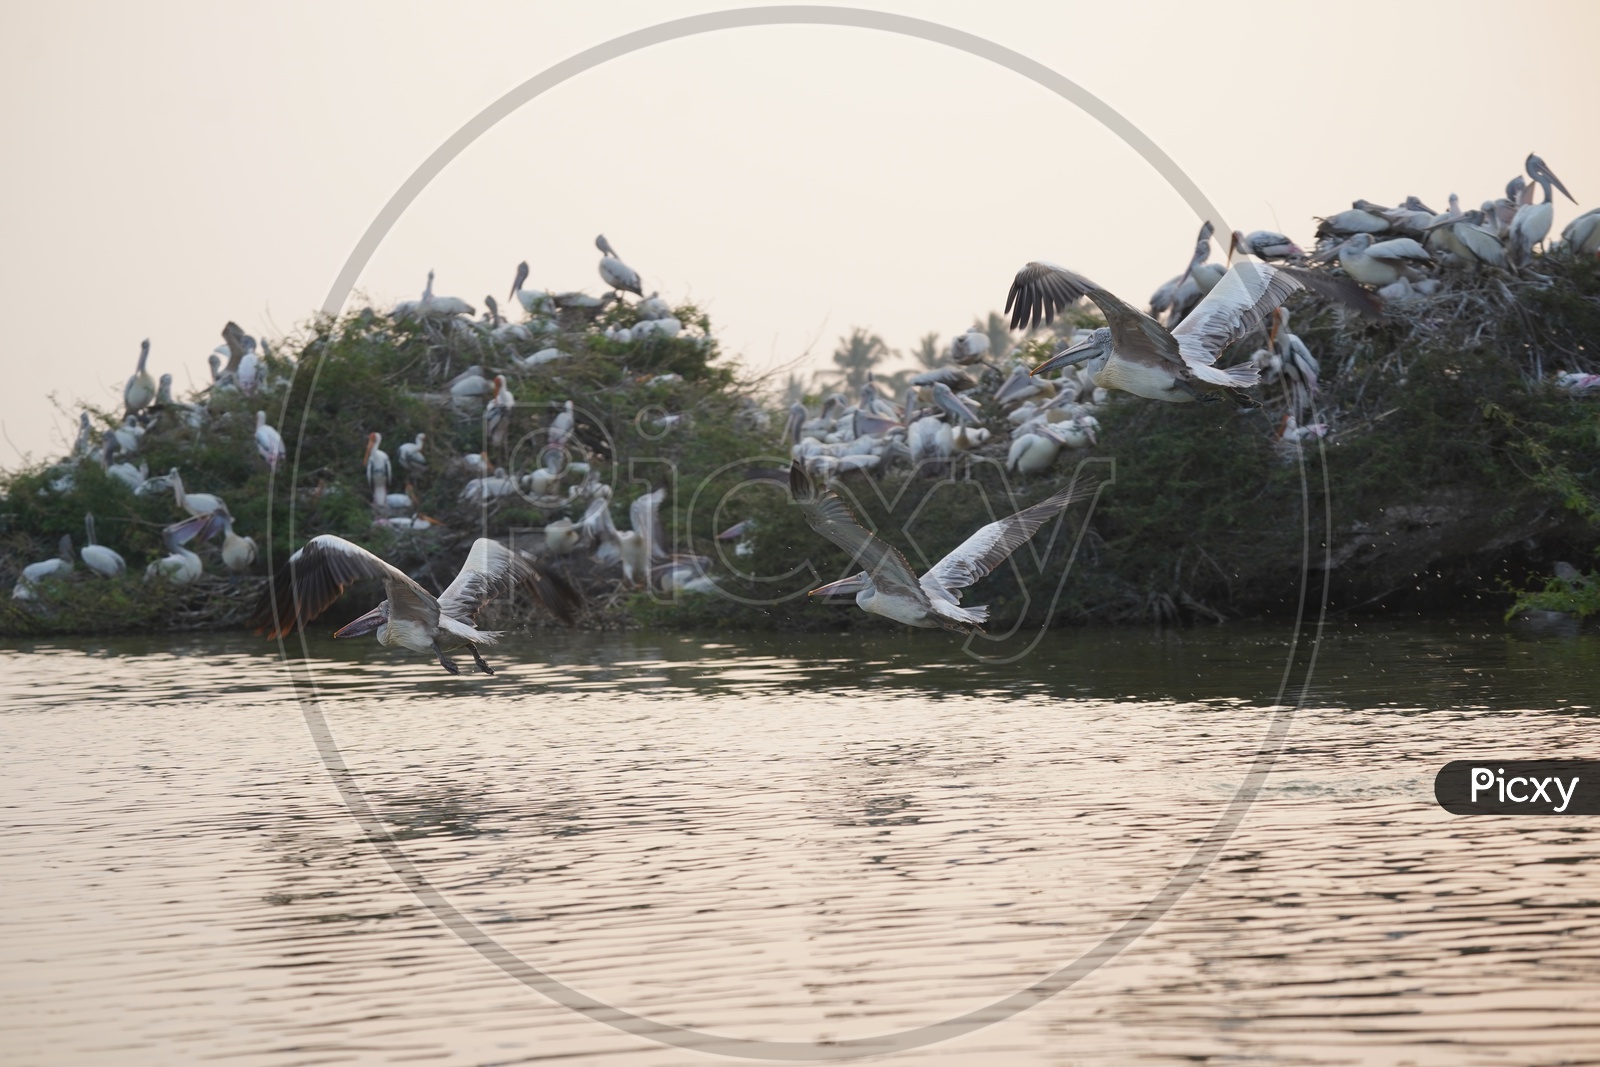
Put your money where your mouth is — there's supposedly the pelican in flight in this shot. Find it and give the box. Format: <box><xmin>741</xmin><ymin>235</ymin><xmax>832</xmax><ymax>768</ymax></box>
<box><xmin>248</xmin><ymin>536</ymin><xmax>581</xmax><ymax>675</ymax></box>
<box><xmin>255</xmin><ymin>411</ymin><xmax>286</xmax><ymax>471</ymax></box>
<box><xmin>596</xmin><ymin>235</ymin><xmax>643</xmax><ymax>296</ymax></box>
<box><xmin>1010</xmin><ymin>259</ymin><xmax>1379</xmax><ymax>406</ymax></box>
<box><xmin>792</xmin><ymin>462</ymin><xmax>1091</xmax><ymax>633</ymax></box>
<box><xmin>124</xmin><ymin>340</ymin><xmax>155</xmax><ymax>417</ymax></box>
<box><xmin>80</xmin><ymin>514</ymin><xmax>126</xmax><ymax>577</ymax></box>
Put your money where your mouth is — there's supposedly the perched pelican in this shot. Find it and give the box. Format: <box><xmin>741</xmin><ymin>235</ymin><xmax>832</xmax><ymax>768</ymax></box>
<box><xmin>21</xmin><ymin>534</ymin><xmax>75</xmax><ymax>585</ymax></box>
<box><xmin>596</xmin><ymin>235</ymin><xmax>643</xmax><ymax>296</ymax></box>
<box><xmin>364</xmin><ymin>432</ymin><xmax>392</xmax><ymax>507</ymax></box>
<box><xmin>1561</xmin><ymin>207</ymin><xmax>1600</xmax><ymax>256</ymax></box>
<box><xmin>394</xmin><ymin>270</ymin><xmax>475</xmax><ymax>320</ymax></box>
<box><xmin>1508</xmin><ymin>154</ymin><xmax>1576</xmax><ymax>267</ymax></box>
<box><xmin>124</xmin><ymin>340</ymin><xmax>155</xmax><ymax>417</ymax></box>
<box><xmin>460</xmin><ymin>467</ymin><xmax>517</xmax><ymax>504</ymax></box>
<box><xmin>1336</xmin><ymin>233</ymin><xmax>1432</xmax><ymax>286</ymax></box>
<box><xmin>72</xmin><ymin>412</ymin><xmax>94</xmax><ymax>457</ymax></box>
<box><xmin>144</xmin><ymin>515</ymin><xmax>209</xmax><ymax>586</ymax></box>
<box><xmin>792</xmin><ymin>461</ymin><xmax>1091</xmax><ymax>633</ymax></box>
<box><xmin>931</xmin><ymin>381</ymin><xmax>982</xmax><ymax>425</ymax></box>
<box><xmin>397</xmin><ymin>433</ymin><xmax>427</xmax><ymax>474</ymax></box>
<box><xmin>1315</xmin><ymin>203</ymin><xmax>1390</xmax><ymax>238</ymax></box>
<box><xmin>255</xmin><ymin>411</ymin><xmax>286</xmax><ymax>471</ymax></box>
<box><xmin>217</xmin><ymin>512</ymin><xmax>258</xmax><ymax>574</ymax></box>
<box><xmin>169</xmin><ymin>468</ymin><xmax>228</xmax><ymax>519</ymax></box>
<box><xmin>80</xmin><ymin>514</ymin><xmax>126</xmax><ymax>577</ymax></box>
<box><xmin>636</xmin><ymin>292</ymin><xmax>672</xmax><ymax>320</ymax></box>
<box><xmin>508</xmin><ymin>261</ymin><xmax>530</xmax><ymax>301</ymax></box>
<box><xmin>1253</xmin><ymin>307</ymin><xmax>1319</xmax><ymax>416</ymax></box>
<box><xmin>1012</xmin><ymin>259</ymin><xmax>1378</xmax><ymax>406</ymax></box>
<box><xmin>237</xmin><ymin>337</ymin><xmax>263</xmax><ymax>395</ymax></box>
<box><xmin>248</xmin><ymin>536</ymin><xmax>581</xmax><ymax>674</ymax></box>
<box><xmin>1230</xmin><ymin>229</ymin><xmax>1304</xmax><ymax>262</ymax></box>
<box><xmin>950</xmin><ymin>326</ymin><xmax>991</xmax><ymax>365</ymax></box>
<box><xmin>485</xmin><ymin>375</ymin><xmax>514</xmax><ymax>451</ymax></box>
<box><xmin>548</xmin><ymin>400</ymin><xmax>576</xmax><ymax>447</ymax></box>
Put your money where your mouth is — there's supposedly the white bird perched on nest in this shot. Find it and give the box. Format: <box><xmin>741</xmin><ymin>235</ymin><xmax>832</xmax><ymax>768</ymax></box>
<box><xmin>123</xmin><ymin>339</ymin><xmax>155</xmax><ymax>417</ymax></box>
<box><xmin>255</xmin><ymin>411</ymin><xmax>286</xmax><ymax>471</ymax></box>
<box><xmin>79</xmin><ymin>514</ymin><xmax>125</xmax><ymax>577</ymax></box>
<box><xmin>397</xmin><ymin>433</ymin><xmax>427</xmax><ymax>474</ymax></box>
<box><xmin>596</xmin><ymin>234</ymin><xmax>643</xmax><ymax>296</ymax></box>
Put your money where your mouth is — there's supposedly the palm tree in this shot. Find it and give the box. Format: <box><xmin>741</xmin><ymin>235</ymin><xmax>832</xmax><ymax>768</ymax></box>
<box><xmin>911</xmin><ymin>331</ymin><xmax>942</xmax><ymax>371</ymax></box>
<box><xmin>981</xmin><ymin>312</ymin><xmax>1012</xmax><ymax>362</ymax></box>
<box><xmin>828</xmin><ymin>328</ymin><xmax>893</xmax><ymax>394</ymax></box>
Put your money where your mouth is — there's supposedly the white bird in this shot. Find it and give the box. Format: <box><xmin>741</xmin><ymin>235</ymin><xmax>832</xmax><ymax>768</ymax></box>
<box><xmin>793</xmin><ymin>461</ymin><xmax>1092</xmax><ymax>632</ymax></box>
<box><xmin>255</xmin><ymin>411</ymin><xmax>286</xmax><ymax>471</ymax></box>
<box><xmin>124</xmin><ymin>340</ymin><xmax>155</xmax><ymax>417</ymax></box>
<box><xmin>931</xmin><ymin>381</ymin><xmax>982</xmax><ymax>425</ymax></box>
<box><xmin>1336</xmin><ymin>233</ymin><xmax>1432</xmax><ymax>287</ymax></box>
<box><xmin>460</xmin><ymin>467</ymin><xmax>517</xmax><ymax>504</ymax></box>
<box><xmin>217</xmin><ymin>512</ymin><xmax>259</xmax><ymax>574</ymax></box>
<box><xmin>596</xmin><ymin>235</ymin><xmax>643</xmax><ymax>296</ymax></box>
<box><xmin>248</xmin><ymin>535</ymin><xmax>580</xmax><ymax>674</ymax></box>
<box><xmin>1508</xmin><ymin>153</ymin><xmax>1576</xmax><ymax>267</ymax></box>
<box><xmin>548</xmin><ymin>400</ymin><xmax>576</xmax><ymax>447</ymax></box>
<box><xmin>21</xmin><ymin>534</ymin><xmax>75</xmax><ymax>586</ymax></box>
<box><xmin>636</xmin><ymin>292</ymin><xmax>672</xmax><ymax>320</ymax></box>
<box><xmin>1012</xmin><ymin>259</ymin><xmax>1380</xmax><ymax>406</ymax></box>
<box><xmin>485</xmin><ymin>375</ymin><xmax>514</xmax><ymax>451</ymax></box>
<box><xmin>169</xmin><ymin>468</ymin><xmax>228</xmax><ymax>519</ymax></box>
<box><xmin>364</xmin><ymin>432</ymin><xmax>391</xmax><ymax>507</ymax></box>
<box><xmin>394</xmin><ymin>269</ymin><xmax>475</xmax><ymax>320</ymax></box>
<box><xmin>397</xmin><ymin>433</ymin><xmax>427</xmax><ymax>474</ymax></box>
<box><xmin>80</xmin><ymin>514</ymin><xmax>126</xmax><ymax>577</ymax></box>
<box><xmin>950</xmin><ymin>326</ymin><xmax>991</xmax><ymax>365</ymax></box>
<box><xmin>72</xmin><ymin>412</ymin><xmax>94</xmax><ymax>457</ymax></box>
<box><xmin>1561</xmin><ymin>207</ymin><xmax>1600</xmax><ymax>256</ymax></box>
<box><xmin>1230</xmin><ymin>229</ymin><xmax>1304</xmax><ymax>262</ymax></box>
<box><xmin>111</xmin><ymin>415</ymin><xmax>144</xmax><ymax>456</ymax></box>
<box><xmin>237</xmin><ymin>337</ymin><xmax>263</xmax><ymax>395</ymax></box>
<box><xmin>144</xmin><ymin>515</ymin><xmax>209</xmax><ymax>586</ymax></box>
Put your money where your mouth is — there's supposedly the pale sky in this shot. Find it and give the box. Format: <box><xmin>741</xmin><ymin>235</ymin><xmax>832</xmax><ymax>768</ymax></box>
<box><xmin>2</xmin><ymin>1</ymin><xmax>1596</xmax><ymax>464</ymax></box>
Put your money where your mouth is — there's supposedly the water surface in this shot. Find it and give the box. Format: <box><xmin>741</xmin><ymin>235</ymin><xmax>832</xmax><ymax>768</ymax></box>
<box><xmin>3</xmin><ymin>620</ymin><xmax>1597</xmax><ymax>1065</ymax></box>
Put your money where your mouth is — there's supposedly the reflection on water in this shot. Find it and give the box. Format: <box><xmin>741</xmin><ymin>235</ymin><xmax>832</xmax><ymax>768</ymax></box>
<box><xmin>1</xmin><ymin>619</ymin><xmax>1597</xmax><ymax>1065</ymax></box>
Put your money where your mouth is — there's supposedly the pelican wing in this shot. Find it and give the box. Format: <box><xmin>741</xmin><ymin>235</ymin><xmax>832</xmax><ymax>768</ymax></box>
<box><xmin>437</xmin><ymin>537</ymin><xmax>581</xmax><ymax>627</ymax></box>
<box><xmin>1012</xmin><ymin>262</ymin><xmax>1184</xmax><ymax>368</ymax></box>
<box><xmin>920</xmin><ymin>477</ymin><xmax>1092</xmax><ymax>601</ymax></box>
<box><xmin>788</xmin><ymin>462</ymin><xmax>930</xmax><ymax>609</ymax></box>
<box><xmin>631</xmin><ymin>488</ymin><xmax>667</xmax><ymax>562</ymax></box>
<box><xmin>1005</xmin><ymin>261</ymin><xmax>1094</xmax><ymax>331</ymax></box>
<box><xmin>250</xmin><ymin>534</ymin><xmax>429</xmax><ymax>639</ymax></box>
<box><xmin>1172</xmin><ymin>262</ymin><xmax>1380</xmax><ymax>369</ymax></box>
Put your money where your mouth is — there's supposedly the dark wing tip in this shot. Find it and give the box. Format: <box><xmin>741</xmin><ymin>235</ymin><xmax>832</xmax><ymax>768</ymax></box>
<box><xmin>527</xmin><ymin>562</ymin><xmax>583</xmax><ymax>626</ymax></box>
<box><xmin>1283</xmin><ymin>265</ymin><xmax>1386</xmax><ymax>320</ymax></box>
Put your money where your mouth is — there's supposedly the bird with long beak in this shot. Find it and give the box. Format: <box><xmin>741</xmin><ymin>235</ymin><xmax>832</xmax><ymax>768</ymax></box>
<box><xmin>249</xmin><ymin>536</ymin><xmax>581</xmax><ymax>675</ymax></box>
<box><xmin>1012</xmin><ymin>258</ymin><xmax>1379</xmax><ymax>407</ymax></box>
<box><xmin>1229</xmin><ymin>230</ymin><xmax>1304</xmax><ymax>263</ymax></box>
<box><xmin>596</xmin><ymin>235</ymin><xmax>643</xmax><ymax>297</ymax></box>
<box><xmin>1508</xmin><ymin>153</ymin><xmax>1577</xmax><ymax>266</ymax></box>
<box><xmin>123</xmin><ymin>340</ymin><xmax>155</xmax><ymax>417</ymax></box>
<box><xmin>792</xmin><ymin>461</ymin><xmax>1093</xmax><ymax>633</ymax></box>
<box><xmin>364</xmin><ymin>432</ymin><xmax>391</xmax><ymax>507</ymax></box>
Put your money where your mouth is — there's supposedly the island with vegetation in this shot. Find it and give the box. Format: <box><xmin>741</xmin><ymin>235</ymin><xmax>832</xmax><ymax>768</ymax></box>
<box><xmin>4</xmin><ymin>197</ymin><xmax>1599</xmax><ymax>640</ymax></box>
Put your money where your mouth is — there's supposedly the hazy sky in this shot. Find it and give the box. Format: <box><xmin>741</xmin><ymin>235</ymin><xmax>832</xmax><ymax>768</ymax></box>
<box><xmin>2</xmin><ymin>1</ymin><xmax>1596</xmax><ymax>465</ymax></box>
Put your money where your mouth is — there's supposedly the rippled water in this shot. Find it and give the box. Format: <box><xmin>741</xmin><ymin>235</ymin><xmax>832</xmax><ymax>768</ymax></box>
<box><xmin>3</xmin><ymin>620</ymin><xmax>1598</xmax><ymax>1065</ymax></box>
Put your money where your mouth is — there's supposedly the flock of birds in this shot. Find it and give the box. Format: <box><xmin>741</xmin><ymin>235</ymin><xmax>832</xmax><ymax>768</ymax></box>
<box><xmin>14</xmin><ymin>151</ymin><xmax>1598</xmax><ymax>664</ymax></box>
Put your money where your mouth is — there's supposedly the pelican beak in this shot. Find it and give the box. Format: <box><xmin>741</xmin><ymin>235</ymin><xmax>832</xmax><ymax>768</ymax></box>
<box><xmin>1227</xmin><ymin>230</ymin><xmax>1239</xmax><ymax>265</ymax></box>
<box><xmin>333</xmin><ymin>604</ymin><xmax>386</xmax><ymax>638</ymax></box>
<box><xmin>1032</xmin><ymin>336</ymin><xmax>1100</xmax><ymax>376</ymax></box>
<box><xmin>809</xmin><ymin>573</ymin><xmax>869</xmax><ymax>597</ymax></box>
